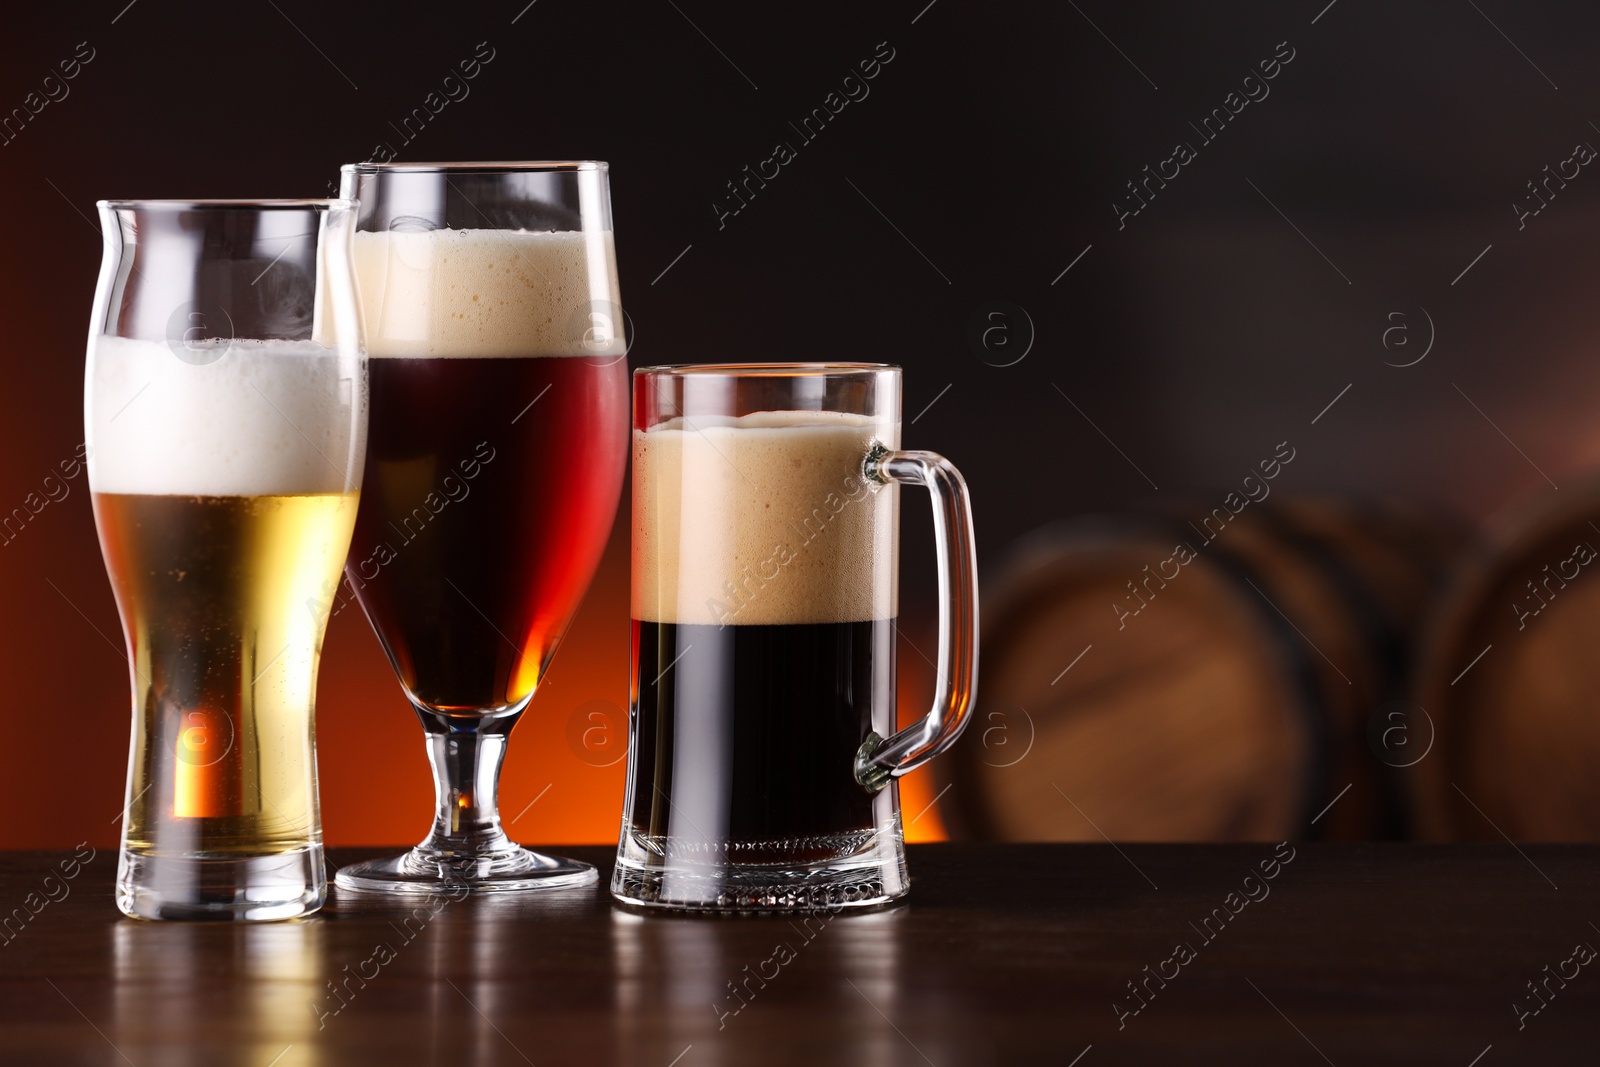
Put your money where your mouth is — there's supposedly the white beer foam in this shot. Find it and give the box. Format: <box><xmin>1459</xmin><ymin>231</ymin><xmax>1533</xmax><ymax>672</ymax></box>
<box><xmin>632</xmin><ymin>410</ymin><xmax>900</xmax><ymax>626</ymax></box>
<box><xmin>87</xmin><ymin>336</ymin><xmax>364</xmax><ymax>496</ymax></box>
<box><xmin>353</xmin><ymin>228</ymin><xmax>623</xmax><ymax>358</ymax></box>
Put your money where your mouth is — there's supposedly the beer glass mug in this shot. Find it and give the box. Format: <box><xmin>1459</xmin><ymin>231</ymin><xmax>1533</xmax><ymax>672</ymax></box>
<box><xmin>333</xmin><ymin>162</ymin><xmax>627</xmax><ymax>893</ymax></box>
<box><xmin>87</xmin><ymin>200</ymin><xmax>366</xmax><ymax>920</ymax></box>
<box><xmin>614</xmin><ymin>364</ymin><xmax>978</xmax><ymax>911</ymax></box>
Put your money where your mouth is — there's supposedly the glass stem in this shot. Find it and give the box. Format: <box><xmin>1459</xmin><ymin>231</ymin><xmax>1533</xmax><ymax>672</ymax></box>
<box><xmin>416</xmin><ymin>710</ymin><xmax>520</xmax><ymax>856</ymax></box>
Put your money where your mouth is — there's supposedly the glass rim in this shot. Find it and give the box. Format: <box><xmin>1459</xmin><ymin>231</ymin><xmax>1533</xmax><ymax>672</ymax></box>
<box><xmin>635</xmin><ymin>362</ymin><xmax>900</xmax><ymax>377</ymax></box>
<box><xmin>96</xmin><ymin>198</ymin><xmax>357</xmax><ymax>211</ymax></box>
<box><xmin>341</xmin><ymin>161</ymin><xmax>608</xmax><ymax>174</ymax></box>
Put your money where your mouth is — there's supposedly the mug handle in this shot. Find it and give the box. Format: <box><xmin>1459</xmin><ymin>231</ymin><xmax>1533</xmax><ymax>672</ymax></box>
<box><xmin>855</xmin><ymin>446</ymin><xmax>979</xmax><ymax>793</ymax></box>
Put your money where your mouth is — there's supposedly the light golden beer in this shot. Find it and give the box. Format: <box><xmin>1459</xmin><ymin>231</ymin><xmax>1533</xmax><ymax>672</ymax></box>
<box><xmin>89</xmin><ymin>314</ymin><xmax>365</xmax><ymax>918</ymax></box>
<box><xmin>88</xmin><ymin>199</ymin><xmax>364</xmax><ymax>920</ymax></box>
<box><xmin>95</xmin><ymin>491</ymin><xmax>357</xmax><ymax>856</ymax></box>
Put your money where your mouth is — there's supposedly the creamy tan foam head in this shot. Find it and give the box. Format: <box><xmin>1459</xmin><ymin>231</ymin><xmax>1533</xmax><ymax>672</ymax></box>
<box><xmin>352</xmin><ymin>228</ymin><xmax>623</xmax><ymax>358</ymax></box>
<box><xmin>633</xmin><ymin>410</ymin><xmax>900</xmax><ymax>626</ymax></box>
<box><xmin>88</xmin><ymin>336</ymin><xmax>364</xmax><ymax>496</ymax></box>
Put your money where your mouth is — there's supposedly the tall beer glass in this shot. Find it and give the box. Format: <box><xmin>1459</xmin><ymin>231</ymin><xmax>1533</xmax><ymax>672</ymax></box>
<box><xmin>334</xmin><ymin>162</ymin><xmax>627</xmax><ymax>893</ymax></box>
<box><xmin>87</xmin><ymin>200</ymin><xmax>366</xmax><ymax>920</ymax></box>
<box><xmin>616</xmin><ymin>364</ymin><xmax>978</xmax><ymax>911</ymax></box>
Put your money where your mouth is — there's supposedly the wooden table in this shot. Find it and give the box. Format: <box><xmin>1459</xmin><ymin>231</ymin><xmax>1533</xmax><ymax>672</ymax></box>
<box><xmin>0</xmin><ymin>844</ymin><xmax>1592</xmax><ymax>1064</ymax></box>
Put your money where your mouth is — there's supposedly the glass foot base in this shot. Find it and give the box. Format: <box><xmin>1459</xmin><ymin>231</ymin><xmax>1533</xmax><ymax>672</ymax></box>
<box><xmin>334</xmin><ymin>846</ymin><xmax>597</xmax><ymax>895</ymax></box>
<box><xmin>611</xmin><ymin>864</ymin><xmax>902</xmax><ymax>913</ymax></box>
<box><xmin>116</xmin><ymin>845</ymin><xmax>325</xmax><ymax>921</ymax></box>
<box><xmin>610</xmin><ymin>826</ymin><xmax>909</xmax><ymax>913</ymax></box>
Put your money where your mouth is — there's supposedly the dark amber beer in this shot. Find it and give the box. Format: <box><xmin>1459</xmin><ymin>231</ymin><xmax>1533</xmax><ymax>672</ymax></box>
<box><xmin>345</xmin><ymin>228</ymin><xmax>627</xmax><ymax>716</ymax></box>
<box><xmin>349</xmin><ymin>354</ymin><xmax>625</xmax><ymax>711</ymax></box>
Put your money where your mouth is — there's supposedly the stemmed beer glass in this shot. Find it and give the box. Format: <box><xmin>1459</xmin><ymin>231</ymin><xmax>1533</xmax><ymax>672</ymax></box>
<box><xmin>334</xmin><ymin>163</ymin><xmax>628</xmax><ymax>893</ymax></box>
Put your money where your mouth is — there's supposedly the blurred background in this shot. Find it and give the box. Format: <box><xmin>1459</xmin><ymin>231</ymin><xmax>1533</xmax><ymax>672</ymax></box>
<box><xmin>5</xmin><ymin>0</ymin><xmax>1600</xmax><ymax>848</ymax></box>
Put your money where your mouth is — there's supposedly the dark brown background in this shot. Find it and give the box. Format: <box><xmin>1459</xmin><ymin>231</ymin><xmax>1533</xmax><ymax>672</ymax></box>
<box><xmin>3</xmin><ymin>0</ymin><xmax>1598</xmax><ymax>847</ymax></box>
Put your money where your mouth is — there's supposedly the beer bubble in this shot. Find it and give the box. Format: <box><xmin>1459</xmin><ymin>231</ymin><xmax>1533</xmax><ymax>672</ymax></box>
<box><xmin>566</xmin><ymin>698</ymin><xmax>628</xmax><ymax>767</ymax></box>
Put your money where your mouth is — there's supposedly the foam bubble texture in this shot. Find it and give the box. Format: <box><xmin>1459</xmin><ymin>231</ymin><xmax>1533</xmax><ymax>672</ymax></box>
<box><xmin>353</xmin><ymin>228</ymin><xmax>623</xmax><ymax>358</ymax></box>
<box><xmin>87</xmin><ymin>336</ymin><xmax>364</xmax><ymax>496</ymax></box>
<box><xmin>632</xmin><ymin>410</ymin><xmax>900</xmax><ymax>626</ymax></box>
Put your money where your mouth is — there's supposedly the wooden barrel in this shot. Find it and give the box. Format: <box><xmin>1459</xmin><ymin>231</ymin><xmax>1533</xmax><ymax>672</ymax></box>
<box><xmin>937</xmin><ymin>497</ymin><xmax>1464</xmax><ymax>842</ymax></box>
<box><xmin>1411</xmin><ymin>484</ymin><xmax>1600</xmax><ymax>840</ymax></box>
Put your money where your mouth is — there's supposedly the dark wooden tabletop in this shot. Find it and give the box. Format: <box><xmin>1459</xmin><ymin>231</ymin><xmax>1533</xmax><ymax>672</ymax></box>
<box><xmin>0</xmin><ymin>843</ymin><xmax>1593</xmax><ymax>1065</ymax></box>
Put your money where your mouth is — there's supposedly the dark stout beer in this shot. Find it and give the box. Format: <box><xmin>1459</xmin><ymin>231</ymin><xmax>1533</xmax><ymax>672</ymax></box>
<box><xmin>629</xmin><ymin>619</ymin><xmax>894</xmax><ymax>856</ymax></box>
<box><xmin>623</xmin><ymin>410</ymin><xmax>900</xmax><ymax>865</ymax></box>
